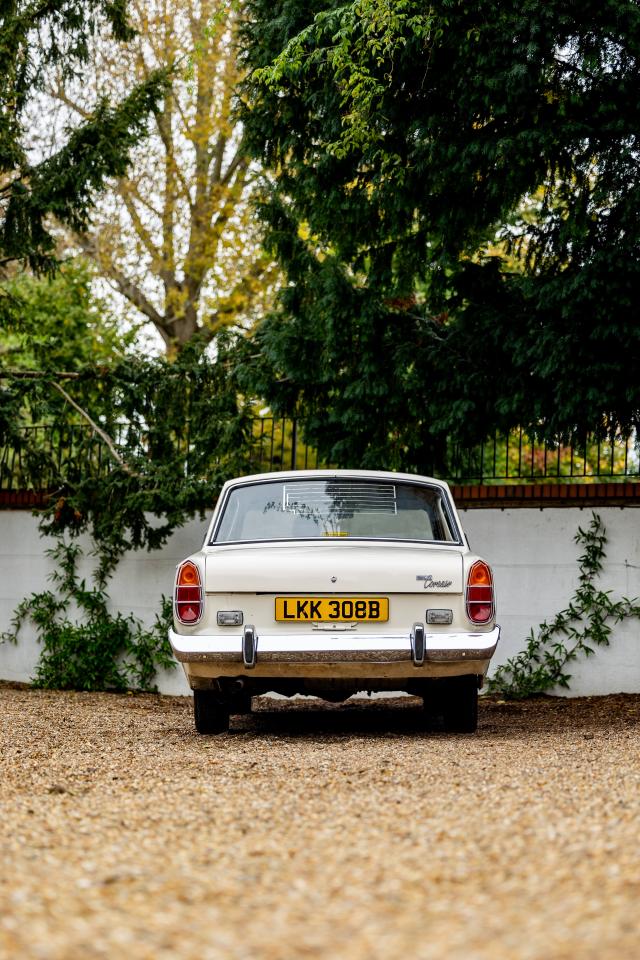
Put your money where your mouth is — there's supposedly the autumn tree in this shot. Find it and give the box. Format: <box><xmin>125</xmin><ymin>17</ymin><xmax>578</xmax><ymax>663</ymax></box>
<box><xmin>49</xmin><ymin>0</ymin><xmax>274</xmax><ymax>355</ymax></box>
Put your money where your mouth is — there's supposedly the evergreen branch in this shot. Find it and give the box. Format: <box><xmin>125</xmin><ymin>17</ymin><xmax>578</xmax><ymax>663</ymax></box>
<box><xmin>1</xmin><ymin>68</ymin><xmax>171</xmax><ymax>273</ymax></box>
<box><xmin>0</xmin><ymin>174</ymin><xmax>24</xmax><ymax>197</ymax></box>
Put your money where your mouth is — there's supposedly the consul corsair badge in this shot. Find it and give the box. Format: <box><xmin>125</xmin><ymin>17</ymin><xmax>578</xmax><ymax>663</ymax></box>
<box><xmin>416</xmin><ymin>575</ymin><xmax>454</xmax><ymax>589</ymax></box>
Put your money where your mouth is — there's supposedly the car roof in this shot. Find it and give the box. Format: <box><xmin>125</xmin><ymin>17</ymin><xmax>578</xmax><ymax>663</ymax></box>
<box><xmin>220</xmin><ymin>469</ymin><xmax>450</xmax><ymax>492</ymax></box>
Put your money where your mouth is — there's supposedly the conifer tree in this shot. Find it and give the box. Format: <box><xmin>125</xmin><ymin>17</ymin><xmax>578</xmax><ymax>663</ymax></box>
<box><xmin>0</xmin><ymin>1</ymin><xmax>168</xmax><ymax>293</ymax></box>
<box><xmin>239</xmin><ymin>0</ymin><xmax>640</xmax><ymax>468</ymax></box>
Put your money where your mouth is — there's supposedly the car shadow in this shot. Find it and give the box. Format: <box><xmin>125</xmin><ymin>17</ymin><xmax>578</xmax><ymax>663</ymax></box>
<box><xmin>219</xmin><ymin>693</ymin><xmax>640</xmax><ymax>740</ymax></box>
<box><xmin>228</xmin><ymin>696</ymin><xmax>461</xmax><ymax>738</ymax></box>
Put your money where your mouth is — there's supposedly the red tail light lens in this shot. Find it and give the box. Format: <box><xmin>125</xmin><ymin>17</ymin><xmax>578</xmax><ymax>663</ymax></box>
<box><xmin>466</xmin><ymin>560</ymin><xmax>494</xmax><ymax>624</ymax></box>
<box><xmin>175</xmin><ymin>561</ymin><xmax>203</xmax><ymax>624</ymax></box>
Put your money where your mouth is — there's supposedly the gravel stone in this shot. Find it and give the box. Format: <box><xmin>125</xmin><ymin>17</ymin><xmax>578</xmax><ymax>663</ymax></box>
<box><xmin>1</xmin><ymin>683</ymin><xmax>639</xmax><ymax>959</ymax></box>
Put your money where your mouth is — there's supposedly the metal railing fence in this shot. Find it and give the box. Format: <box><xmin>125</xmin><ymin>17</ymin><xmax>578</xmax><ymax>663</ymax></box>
<box><xmin>247</xmin><ymin>417</ymin><xmax>326</xmax><ymax>473</ymax></box>
<box><xmin>1</xmin><ymin>420</ymin><xmax>638</xmax><ymax>494</ymax></box>
<box><xmin>247</xmin><ymin>421</ymin><xmax>640</xmax><ymax>482</ymax></box>
<box><xmin>1</xmin><ymin>424</ymin><xmax>110</xmax><ymax>494</ymax></box>
<box><xmin>446</xmin><ymin>427</ymin><xmax>639</xmax><ymax>484</ymax></box>
<box><xmin>0</xmin><ymin>418</ymin><xmax>327</xmax><ymax>494</ymax></box>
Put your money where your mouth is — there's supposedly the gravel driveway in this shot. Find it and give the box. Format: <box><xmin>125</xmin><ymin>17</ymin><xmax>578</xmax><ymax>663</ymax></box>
<box><xmin>1</xmin><ymin>684</ymin><xmax>639</xmax><ymax>960</ymax></box>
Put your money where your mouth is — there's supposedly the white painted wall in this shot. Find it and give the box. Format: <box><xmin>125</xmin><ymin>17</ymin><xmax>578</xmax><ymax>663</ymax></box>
<box><xmin>461</xmin><ymin>506</ymin><xmax>640</xmax><ymax>696</ymax></box>
<box><xmin>1</xmin><ymin>507</ymin><xmax>639</xmax><ymax>696</ymax></box>
<box><xmin>0</xmin><ymin>511</ymin><xmax>203</xmax><ymax>696</ymax></box>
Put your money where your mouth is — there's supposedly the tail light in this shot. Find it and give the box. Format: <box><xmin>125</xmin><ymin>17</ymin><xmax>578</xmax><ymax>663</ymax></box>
<box><xmin>466</xmin><ymin>560</ymin><xmax>494</xmax><ymax>624</ymax></box>
<box><xmin>175</xmin><ymin>561</ymin><xmax>203</xmax><ymax>624</ymax></box>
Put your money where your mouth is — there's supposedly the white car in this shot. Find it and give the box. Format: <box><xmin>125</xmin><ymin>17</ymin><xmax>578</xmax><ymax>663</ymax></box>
<box><xmin>169</xmin><ymin>470</ymin><xmax>499</xmax><ymax>733</ymax></box>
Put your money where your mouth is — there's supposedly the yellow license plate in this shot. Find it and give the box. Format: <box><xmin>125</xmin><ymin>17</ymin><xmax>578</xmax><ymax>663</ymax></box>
<box><xmin>275</xmin><ymin>596</ymin><xmax>389</xmax><ymax>622</ymax></box>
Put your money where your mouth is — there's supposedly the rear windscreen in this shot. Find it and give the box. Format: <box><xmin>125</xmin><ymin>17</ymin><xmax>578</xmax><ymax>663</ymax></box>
<box><xmin>213</xmin><ymin>478</ymin><xmax>460</xmax><ymax>543</ymax></box>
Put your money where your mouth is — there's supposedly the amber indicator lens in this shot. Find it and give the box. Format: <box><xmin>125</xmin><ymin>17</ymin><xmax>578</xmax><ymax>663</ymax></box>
<box><xmin>178</xmin><ymin>561</ymin><xmax>199</xmax><ymax>586</ymax></box>
<box><xmin>469</xmin><ymin>562</ymin><xmax>491</xmax><ymax>585</ymax></box>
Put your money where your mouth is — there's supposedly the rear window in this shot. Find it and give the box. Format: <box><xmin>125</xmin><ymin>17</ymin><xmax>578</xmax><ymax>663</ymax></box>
<box><xmin>213</xmin><ymin>478</ymin><xmax>461</xmax><ymax>544</ymax></box>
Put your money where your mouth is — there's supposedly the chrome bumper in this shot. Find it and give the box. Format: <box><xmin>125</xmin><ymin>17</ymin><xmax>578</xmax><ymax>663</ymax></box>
<box><xmin>169</xmin><ymin>625</ymin><xmax>500</xmax><ymax>672</ymax></box>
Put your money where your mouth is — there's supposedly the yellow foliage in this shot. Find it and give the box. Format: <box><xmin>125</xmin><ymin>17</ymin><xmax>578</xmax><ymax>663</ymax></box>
<box><xmin>50</xmin><ymin>0</ymin><xmax>277</xmax><ymax>353</ymax></box>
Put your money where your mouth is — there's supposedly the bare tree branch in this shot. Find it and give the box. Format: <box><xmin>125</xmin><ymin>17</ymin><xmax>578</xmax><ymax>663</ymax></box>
<box><xmin>51</xmin><ymin>85</ymin><xmax>92</xmax><ymax>121</ymax></box>
<box><xmin>79</xmin><ymin>235</ymin><xmax>171</xmax><ymax>344</ymax></box>
<box><xmin>210</xmin><ymin>132</ymin><xmax>226</xmax><ymax>185</ymax></box>
<box><xmin>0</xmin><ymin>369</ymin><xmax>81</xmax><ymax>379</ymax></box>
<box><xmin>49</xmin><ymin>381</ymin><xmax>140</xmax><ymax>476</ymax></box>
<box><xmin>117</xmin><ymin>177</ymin><xmax>163</xmax><ymax>223</ymax></box>
<box><xmin>222</xmin><ymin>147</ymin><xmax>249</xmax><ymax>188</ymax></box>
<box><xmin>116</xmin><ymin>183</ymin><xmax>164</xmax><ymax>265</ymax></box>
<box><xmin>104</xmin><ymin>266</ymin><xmax>172</xmax><ymax>344</ymax></box>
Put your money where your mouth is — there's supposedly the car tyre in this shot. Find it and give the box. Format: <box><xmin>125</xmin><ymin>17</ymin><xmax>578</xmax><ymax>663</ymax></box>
<box><xmin>193</xmin><ymin>690</ymin><xmax>230</xmax><ymax>734</ymax></box>
<box><xmin>441</xmin><ymin>675</ymin><xmax>478</xmax><ymax>733</ymax></box>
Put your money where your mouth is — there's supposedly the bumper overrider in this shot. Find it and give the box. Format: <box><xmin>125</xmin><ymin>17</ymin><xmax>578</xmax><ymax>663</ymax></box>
<box><xmin>169</xmin><ymin>625</ymin><xmax>500</xmax><ymax>680</ymax></box>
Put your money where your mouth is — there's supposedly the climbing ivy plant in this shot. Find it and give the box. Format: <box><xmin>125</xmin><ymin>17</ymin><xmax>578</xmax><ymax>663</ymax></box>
<box><xmin>488</xmin><ymin>513</ymin><xmax>640</xmax><ymax>699</ymax></box>
<box><xmin>2</xmin><ymin>542</ymin><xmax>174</xmax><ymax>691</ymax></box>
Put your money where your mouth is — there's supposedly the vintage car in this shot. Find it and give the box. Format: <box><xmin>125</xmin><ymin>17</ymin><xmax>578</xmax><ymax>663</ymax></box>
<box><xmin>169</xmin><ymin>470</ymin><xmax>499</xmax><ymax>734</ymax></box>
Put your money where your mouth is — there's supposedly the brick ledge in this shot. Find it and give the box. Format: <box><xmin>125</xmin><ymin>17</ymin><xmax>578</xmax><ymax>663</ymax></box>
<box><xmin>2</xmin><ymin>483</ymin><xmax>640</xmax><ymax>512</ymax></box>
<box><xmin>452</xmin><ymin>482</ymin><xmax>640</xmax><ymax>509</ymax></box>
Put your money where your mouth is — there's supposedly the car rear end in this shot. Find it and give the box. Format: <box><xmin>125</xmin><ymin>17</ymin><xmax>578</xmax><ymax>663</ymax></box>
<box><xmin>169</xmin><ymin>471</ymin><xmax>499</xmax><ymax>733</ymax></box>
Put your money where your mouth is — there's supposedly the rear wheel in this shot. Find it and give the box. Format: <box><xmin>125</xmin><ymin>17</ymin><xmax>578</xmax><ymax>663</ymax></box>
<box><xmin>193</xmin><ymin>690</ymin><xmax>230</xmax><ymax>734</ymax></box>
